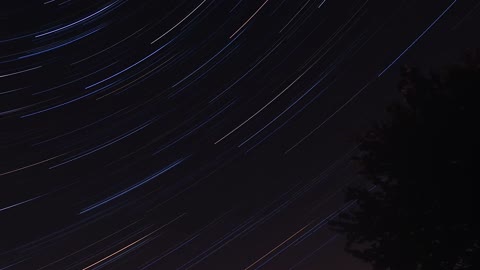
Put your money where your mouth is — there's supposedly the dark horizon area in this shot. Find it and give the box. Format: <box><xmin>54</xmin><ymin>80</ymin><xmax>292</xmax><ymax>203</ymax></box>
<box><xmin>1</xmin><ymin>0</ymin><xmax>479</xmax><ymax>269</ymax></box>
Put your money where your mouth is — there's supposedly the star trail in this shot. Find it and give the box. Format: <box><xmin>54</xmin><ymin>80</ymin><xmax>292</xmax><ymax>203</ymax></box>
<box><xmin>1</xmin><ymin>0</ymin><xmax>479</xmax><ymax>269</ymax></box>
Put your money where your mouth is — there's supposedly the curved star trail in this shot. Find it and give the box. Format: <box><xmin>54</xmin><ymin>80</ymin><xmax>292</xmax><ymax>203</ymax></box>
<box><xmin>1</xmin><ymin>0</ymin><xmax>479</xmax><ymax>269</ymax></box>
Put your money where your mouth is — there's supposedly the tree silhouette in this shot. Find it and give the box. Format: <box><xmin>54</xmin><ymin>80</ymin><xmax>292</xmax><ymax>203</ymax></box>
<box><xmin>330</xmin><ymin>50</ymin><xmax>479</xmax><ymax>270</ymax></box>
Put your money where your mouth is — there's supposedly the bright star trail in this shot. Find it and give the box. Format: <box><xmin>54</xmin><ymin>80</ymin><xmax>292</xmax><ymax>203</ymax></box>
<box><xmin>1</xmin><ymin>0</ymin><xmax>479</xmax><ymax>269</ymax></box>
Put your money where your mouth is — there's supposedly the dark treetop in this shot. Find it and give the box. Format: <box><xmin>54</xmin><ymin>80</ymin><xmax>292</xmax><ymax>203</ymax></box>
<box><xmin>331</xmin><ymin>51</ymin><xmax>479</xmax><ymax>270</ymax></box>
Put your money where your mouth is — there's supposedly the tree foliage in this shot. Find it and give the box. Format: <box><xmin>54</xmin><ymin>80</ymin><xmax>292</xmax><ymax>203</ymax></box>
<box><xmin>331</xmin><ymin>50</ymin><xmax>479</xmax><ymax>270</ymax></box>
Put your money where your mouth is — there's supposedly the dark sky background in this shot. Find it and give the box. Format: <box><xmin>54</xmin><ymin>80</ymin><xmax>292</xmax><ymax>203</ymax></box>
<box><xmin>1</xmin><ymin>0</ymin><xmax>479</xmax><ymax>269</ymax></box>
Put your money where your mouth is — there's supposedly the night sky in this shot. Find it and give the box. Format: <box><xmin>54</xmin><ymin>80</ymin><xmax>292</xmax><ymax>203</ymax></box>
<box><xmin>1</xmin><ymin>0</ymin><xmax>480</xmax><ymax>269</ymax></box>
